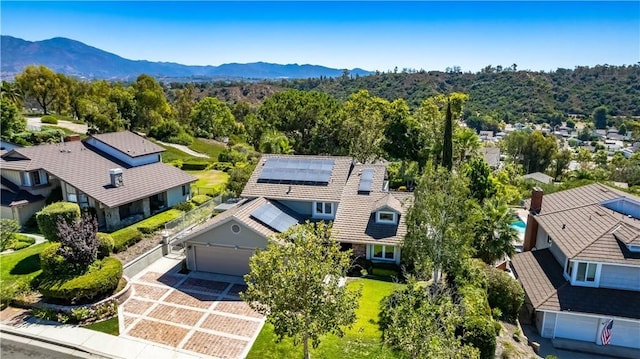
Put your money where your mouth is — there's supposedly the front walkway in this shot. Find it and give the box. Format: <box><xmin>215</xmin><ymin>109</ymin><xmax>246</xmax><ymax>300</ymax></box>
<box><xmin>120</xmin><ymin>257</ymin><xmax>265</xmax><ymax>359</ymax></box>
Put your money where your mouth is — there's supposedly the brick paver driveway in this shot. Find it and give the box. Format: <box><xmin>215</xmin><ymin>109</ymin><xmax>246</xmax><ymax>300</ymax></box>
<box><xmin>120</xmin><ymin>259</ymin><xmax>265</xmax><ymax>359</ymax></box>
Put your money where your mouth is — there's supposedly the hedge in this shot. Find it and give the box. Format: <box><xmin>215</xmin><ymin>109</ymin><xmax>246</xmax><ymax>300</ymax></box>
<box><xmin>36</xmin><ymin>202</ymin><xmax>80</xmax><ymax>241</ymax></box>
<box><xmin>111</xmin><ymin>227</ymin><xmax>142</xmax><ymax>253</ymax></box>
<box><xmin>484</xmin><ymin>266</ymin><xmax>524</xmax><ymax>320</ymax></box>
<box><xmin>191</xmin><ymin>194</ymin><xmax>211</xmax><ymax>206</ymax></box>
<box><xmin>40</xmin><ymin>115</ymin><xmax>59</xmax><ymax>124</ymax></box>
<box><xmin>181</xmin><ymin>161</ymin><xmax>209</xmax><ymax>171</ymax></box>
<box><xmin>38</xmin><ymin>257</ymin><xmax>123</xmax><ymax>305</ymax></box>
<box><xmin>458</xmin><ymin>284</ymin><xmax>496</xmax><ymax>359</ymax></box>
<box><xmin>96</xmin><ymin>233</ymin><xmax>114</xmax><ymax>259</ymax></box>
<box><xmin>135</xmin><ymin>209</ymin><xmax>182</xmax><ymax>234</ymax></box>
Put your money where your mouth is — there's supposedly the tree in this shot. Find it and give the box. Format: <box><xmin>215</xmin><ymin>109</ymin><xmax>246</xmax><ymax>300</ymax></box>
<box><xmin>552</xmin><ymin>149</ymin><xmax>573</xmax><ymax>180</ymax></box>
<box><xmin>472</xmin><ymin>199</ymin><xmax>518</xmax><ymax>264</ymax></box>
<box><xmin>15</xmin><ymin>65</ymin><xmax>64</xmax><ymax>115</ymax></box>
<box><xmin>594</xmin><ymin>150</ymin><xmax>608</xmax><ymax>168</ymax></box>
<box><xmin>403</xmin><ymin>164</ymin><xmax>474</xmax><ymax>283</ymax></box>
<box><xmin>190</xmin><ymin>97</ymin><xmax>236</xmax><ymax>139</ymax></box>
<box><xmin>382</xmin><ymin>99</ymin><xmax>418</xmax><ymax>161</ymax></box>
<box><xmin>454</xmin><ymin>127</ymin><xmax>481</xmax><ymax>165</ymax></box>
<box><xmin>1</xmin><ymin>100</ymin><xmax>26</xmax><ymax>139</ymax></box>
<box><xmin>172</xmin><ymin>83</ymin><xmax>195</xmax><ymax>126</ymax></box>
<box><xmin>0</xmin><ymin>218</ymin><xmax>20</xmax><ymax>251</ymax></box>
<box><xmin>463</xmin><ymin>157</ymin><xmax>497</xmax><ymax>204</ymax></box>
<box><xmin>503</xmin><ymin>130</ymin><xmax>557</xmax><ymax>173</ymax></box>
<box><xmin>442</xmin><ymin>101</ymin><xmax>453</xmax><ymax>170</ymax></box>
<box><xmin>1</xmin><ymin>81</ymin><xmax>24</xmax><ymax>108</ymax></box>
<box><xmin>575</xmin><ymin>147</ymin><xmax>593</xmax><ymax>169</ymax></box>
<box><xmin>340</xmin><ymin>90</ymin><xmax>388</xmax><ymax>163</ymax></box>
<box><xmin>226</xmin><ymin>164</ymin><xmax>254</xmax><ymax>197</ymax></box>
<box><xmin>131</xmin><ymin>74</ymin><xmax>172</xmax><ymax>130</ymax></box>
<box><xmin>380</xmin><ymin>282</ymin><xmax>479</xmax><ymax>359</ymax></box>
<box><xmin>258</xmin><ymin>130</ymin><xmax>294</xmax><ymax>154</ymax></box>
<box><xmin>242</xmin><ymin>221</ymin><xmax>360</xmax><ymax>359</ymax></box>
<box><xmin>55</xmin><ymin>213</ymin><xmax>99</xmax><ymax>274</ymax></box>
<box><xmin>592</xmin><ymin>106</ymin><xmax>608</xmax><ymax>129</ymax></box>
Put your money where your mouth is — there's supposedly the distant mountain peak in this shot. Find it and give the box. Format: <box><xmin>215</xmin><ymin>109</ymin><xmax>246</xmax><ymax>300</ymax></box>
<box><xmin>1</xmin><ymin>35</ymin><xmax>372</xmax><ymax>81</ymax></box>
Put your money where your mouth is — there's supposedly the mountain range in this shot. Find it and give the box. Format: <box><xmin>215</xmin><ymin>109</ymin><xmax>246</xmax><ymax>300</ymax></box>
<box><xmin>0</xmin><ymin>35</ymin><xmax>372</xmax><ymax>81</ymax></box>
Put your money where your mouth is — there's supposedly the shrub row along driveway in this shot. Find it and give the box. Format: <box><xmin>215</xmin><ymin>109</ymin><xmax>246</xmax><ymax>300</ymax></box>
<box><xmin>121</xmin><ymin>259</ymin><xmax>264</xmax><ymax>359</ymax></box>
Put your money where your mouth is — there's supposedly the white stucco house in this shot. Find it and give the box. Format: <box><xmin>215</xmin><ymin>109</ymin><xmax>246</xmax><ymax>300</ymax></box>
<box><xmin>1</xmin><ymin>131</ymin><xmax>196</xmax><ymax>231</ymax></box>
<box><xmin>176</xmin><ymin>154</ymin><xmax>411</xmax><ymax>276</ymax></box>
<box><xmin>511</xmin><ymin>184</ymin><xmax>640</xmax><ymax>357</ymax></box>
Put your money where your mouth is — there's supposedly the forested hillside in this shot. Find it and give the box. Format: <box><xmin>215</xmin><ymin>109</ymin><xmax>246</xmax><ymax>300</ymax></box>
<box><xmin>191</xmin><ymin>65</ymin><xmax>640</xmax><ymax>118</ymax></box>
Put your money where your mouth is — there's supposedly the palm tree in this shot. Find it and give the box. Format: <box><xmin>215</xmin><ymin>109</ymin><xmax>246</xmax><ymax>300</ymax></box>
<box><xmin>455</xmin><ymin>127</ymin><xmax>481</xmax><ymax>164</ymax></box>
<box><xmin>473</xmin><ymin>198</ymin><xmax>518</xmax><ymax>264</ymax></box>
<box><xmin>258</xmin><ymin>130</ymin><xmax>294</xmax><ymax>154</ymax></box>
<box><xmin>1</xmin><ymin>81</ymin><xmax>24</xmax><ymax>108</ymax></box>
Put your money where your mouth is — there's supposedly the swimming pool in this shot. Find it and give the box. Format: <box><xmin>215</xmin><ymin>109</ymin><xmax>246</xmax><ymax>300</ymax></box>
<box><xmin>510</xmin><ymin>220</ymin><xmax>526</xmax><ymax>234</ymax></box>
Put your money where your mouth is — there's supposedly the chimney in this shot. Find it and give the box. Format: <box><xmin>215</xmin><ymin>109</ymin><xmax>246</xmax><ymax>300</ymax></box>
<box><xmin>65</xmin><ymin>134</ymin><xmax>81</xmax><ymax>142</ymax></box>
<box><xmin>109</xmin><ymin>168</ymin><xmax>123</xmax><ymax>188</ymax></box>
<box><xmin>523</xmin><ymin>187</ymin><xmax>544</xmax><ymax>252</ymax></box>
<box><xmin>530</xmin><ymin>187</ymin><xmax>543</xmax><ymax>214</ymax></box>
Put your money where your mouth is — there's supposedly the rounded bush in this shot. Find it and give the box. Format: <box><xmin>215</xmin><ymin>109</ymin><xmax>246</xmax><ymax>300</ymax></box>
<box><xmin>462</xmin><ymin>316</ymin><xmax>497</xmax><ymax>359</ymax></box>
<box><xmin>36</xmin><ymin>202</ymin><xmax>81</xmax><ymax>241</ymax></box>
<box><xmin>96</xmin><ymin>233</ymin><xmax>114</xmax><ymax>259</ymax></box>
<box><xmin>40</xmin><ymin>115</ymin><xmax>59</xmax><ymax>124</ymax></box>
<box><xmin>38</xmin><ymin>257</ymin><xmax>123</xmax><ymax>305</ymax></box>
<box><xmin>173</xmin><ymin>201</ymin><xmax>195</xmax><ymax>212</ymax></box>
<box><xmin>40</xmin><ymin>242</ymin><xmax>74</xmax><ymax>275</ymax></box>
<box><xmin>191</xmin><ymin>194</ymin><xmax>211</xmax><ymax>206</ymax></box>
<box><xmin>485</xmin><ymin>267</ymin><xmax>524</xmax><ymax>320</ymax></box>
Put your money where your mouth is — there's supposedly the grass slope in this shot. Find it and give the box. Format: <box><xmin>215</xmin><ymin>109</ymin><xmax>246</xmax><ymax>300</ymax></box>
<box><xmin>188</xmin><ymin>138</ymin><xmax>226</xmax><ymax>161</ymax></box>
<box><xmin>0</xmin><ymin>242</ymin><xmax>48</xmax><ymax>286</ymax></box>
<box><xmin>247</xmin><ymin>278</ymin><xmax>402</xmax><ymax>359</ymax></box>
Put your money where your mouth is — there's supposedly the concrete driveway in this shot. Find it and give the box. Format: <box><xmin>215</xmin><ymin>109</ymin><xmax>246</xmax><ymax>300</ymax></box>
<box><xmin>120</xmin><ymin>258</ymin><xmax>265</xmax><ymax>359</ymax></box>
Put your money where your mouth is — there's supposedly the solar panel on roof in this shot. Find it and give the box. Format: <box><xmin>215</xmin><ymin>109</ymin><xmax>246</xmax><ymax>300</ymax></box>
<box><xmin>258</xmin><ymin>158</ymin><xmax>335</xmax><ymax>185</ymax></box>
<box><xmin>251</xmin><ymin>202</ymin><xmax>299</xmax><ymax>232</ymax></box>
<box><xmin>358</xmin><ymin>168</ymin><xmax>374</xmax><ymax>193</ymax></box>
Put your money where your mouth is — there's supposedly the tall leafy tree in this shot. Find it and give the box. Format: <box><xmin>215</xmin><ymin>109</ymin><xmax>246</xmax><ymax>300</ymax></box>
<box><xmin>242</xmin><ymin>221</ymin><xmax>360</xmax><ymax>359</ymax></box>
<box><xmin>341</xmin><ymin>90</ymin><xmax>389</xmax><ymax>163</ymax></box>
<box><xmin>403</xmin><ymin>164</ymin><xmax>474</xmax><ymax>283</ymax></box>
<box><xmin>258</xmin><ymin>130</ymin><xmax>294</xmax><ymax>154</ymax></box>
<box><xmin>464</xmin><ymin>157</ymin><xmax>497</xmax><ymax>204</ymax></box>
<box><xmin>503</xmin><ymin>130</ymin><xmax>557</xmax><ymax>173</ymax></box>
<box><xmin>454</xmin><ymin>127</ymin><xmax>481</xmax><ymax>164</ymax></box>
<box><xmin>552</xmin><ymin>149</ymin><xmax>573</xmax><ymax>180</ymax></box>
<box><xmin>131</xmin><ymin>74</ymin><xmax>172</xmax><ymax>130</ymax></box>
<box><xmin>442</xmin><ymin>100</ymin><xmax>453</xmax><ymax>170</ymax></box>
<box><xmin>190</xmin><ymin>97</ymin><xmax>236</xmax><ymax>139</ymax></box>
<box><xmin>173</xmin><ymin>83</ymin><xmax>196</xmax><ymax>126</ymax></box>
<box><xmin>1</xmin><ymin>100</ymin><xmax>26</xmax><ymax>138</ymax></box>
<box><xmin>592</xmin><ymin>106</ymin><xmax>608</xmax><ymax>129</ymax></box>
<box><xmin>15</xmin><ymin>65</ymin><xmax>64</xmax><ymax>115</ymax></box>
<box><xmin>472</xmin><ymin>199</ymin><xmax>518</xmax><ymax>264</ymax></box>
<box><xmin>1</xmin><ymin>81</ymin><xmax>24</xmax><ymax>108</ymax></box>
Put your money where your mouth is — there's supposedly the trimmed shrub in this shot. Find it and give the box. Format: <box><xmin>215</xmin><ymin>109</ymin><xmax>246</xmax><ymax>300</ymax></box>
<box><xmin>40</xmin><ymin>115</ymin><xmax>59</xmax><ymax>124</ymax></box>
<box><xmin>111</xmin><ymin>227</ymin><xmax>142</xmax><ymax>253</ymax></box>
<box><xmin>38</xmin><ymin>257</ymin><xmax>123</xmax><ymax>304</ymax></box>
<box><xmin>135</xmin><ymin>209</ymin><xmax>182</xmax><ymax>235</ymax></box>
<box><xmin>212</xmin><ymin>161</ymin><xmax>234</xmax><ymax>172</ymax></box>
<box><xmin>173</xmin><ymin>201</ymin><xmax>194</xmax><ymax>212</ymax></box>
<box><xmin>7</xmin><ymin>234</ymin><xmax>36</xmax><ymax>250</ymax></box>
<box><xmin>40</xmin><ymin>243</ymin><xmax>74</xmax><ymax>275</ymax></box>
<box><xmin>485</xmin><ymin>266</ymin><xmax>524</xmax><ymax>320</ymax></box>
<box><xmin>36</xmin><ymin>202</ymin><xmax>81</xmax><ymax>241</ymax></box>
<box><xmin>0</xmin><ymin>218</ymin><xmax>20</xmax><ymax>251</ymax></box>
<box><xmin>191</xmin><ymin>194</ymin><xmax>211</xmax><ymax>206</ymax></box>
<box><xmin>181</xmin><ymin>161</ymin><xmax>209</xmax><ymax>171</ymax></box>
<box><xmin>96</xmin><ymin>233</ymin><xmax>114</xmax><ymax>259</ymax></box>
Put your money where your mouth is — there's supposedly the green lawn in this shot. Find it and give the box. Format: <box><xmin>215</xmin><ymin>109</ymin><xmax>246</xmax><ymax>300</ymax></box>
<box><xmin>0</xmin><ymin>242</ymin><xmax>48</xmax><ymax>287</ymax></box>
<box><xmin>247</xmin><ymin>278</ymin><xmax>403</xmax><ymax>359</ymax></box>
<box><xmin>83</xmin><ymin>317</ymin><xmax>119</xmax><ymax>335</ymax></box>
<box><xmin>188</xmin><ymin>170</ymin><xmax>229</xmax><ymax>187</ymax></box>
<box><xmin>188</xmin><ymin>138</ymin><xmax>226</xmax><ymax>161</ymax></box>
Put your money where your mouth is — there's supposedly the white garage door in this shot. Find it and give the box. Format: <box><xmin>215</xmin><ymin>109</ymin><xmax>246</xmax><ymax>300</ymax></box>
<box><xmin>555</xmin><ymin>314</ymin><xmax>598</xmax><ymax>342</ymax></box>
<box><xmin>610</xmin><ymin>319</ymin><xmax>640</xmax><ymax>349</ymax></box>
<box><xmin>194</xmin><ymin>245</ymin><xmax>254</xmax><ymax>276</ymax></box>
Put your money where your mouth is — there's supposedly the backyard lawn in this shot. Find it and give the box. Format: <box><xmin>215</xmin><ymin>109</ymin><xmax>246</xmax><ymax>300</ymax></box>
<box><xmin>189</xmin><ymin>169</ymin><xmax>229</xmax><ymax>196</ymax></box>
<box><xmin>0</xmin><ymin>242</ymin><xmax>48</xmax><ymax>287</ymax></box>
<box><xmin>247</xmin><ymin>278</ymin><xmax>403</xmax><ymax>359</ymax></box>
<box><xmin>188</xmin><ymin>138</ymin><xmax>226</xmax><ymax>160</ymax></box>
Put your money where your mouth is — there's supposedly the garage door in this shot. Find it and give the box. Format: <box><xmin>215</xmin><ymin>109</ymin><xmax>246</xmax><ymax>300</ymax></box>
<box><xmin>194</xmin><ymin>245</ymin><xmax>254</xmax><ymax>276</ymax></box>
<box><xmin>555</xmin><ymin>314</ymin><xmax>598</xmax><ymax>342</ymax></box>
<box><xmin>610</xmin><ymin>319</ymin><xmax>640</xmax><ymax>349</ymax></box>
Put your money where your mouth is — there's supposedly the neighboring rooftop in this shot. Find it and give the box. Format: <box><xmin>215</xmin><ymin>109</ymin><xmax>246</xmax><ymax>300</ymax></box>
<box><xmin>90</xmin><ymin>131</ymin><xmax>165</xmax><ymax>158</ymax></box>
<box><xmin>522</xmin><ymin>172</ymin><xmax>554</xmax><ymax>185</ymax></box>
<box><xmin>511</xmin><ymin>249</ymin><xmax>640</xmax><ymax>319</ymax></box>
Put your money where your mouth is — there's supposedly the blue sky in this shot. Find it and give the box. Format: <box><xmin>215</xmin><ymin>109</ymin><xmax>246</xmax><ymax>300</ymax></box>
<box><xmin>2</xmin><ymin>1</ymin><xmax>639</xmax><ymax>72</ymax></box>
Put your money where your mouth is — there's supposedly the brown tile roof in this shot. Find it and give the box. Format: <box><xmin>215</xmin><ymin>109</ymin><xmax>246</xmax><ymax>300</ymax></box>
<box><xmin>0</xmin><ymin>140</ymin><xmax>195</xmax><ymax>208</ymax></box>
<box><xmin>332</xmin><ymin>164</ymin><xmax>412</xmax><ymax>245</ymax></box>
<box><xmin>90</xmin><ymin>131</ymin><xmax>165</xmax><ymax>157</ymax></box>
<box><xmin>241</xmin><ymin>154</ymin><xmax>354</xmax><ymax>202</ymax></box>
<box><xmin>527</xmin><ymin>183</ymin><xmax>640</xmax><ymax>264</ymax></box>
<box><xmin>511</xmin><ymin>250</ymin><xmax>640</xmax><ymax>319</ymax></box>
<box><xmin>1</xmin><ymin>176</ymin><xmax>45</xmax><ymax>206</ymax></box>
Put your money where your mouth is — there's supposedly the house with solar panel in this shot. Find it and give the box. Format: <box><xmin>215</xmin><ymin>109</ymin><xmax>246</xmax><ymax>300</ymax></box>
<box><xmin>176</xmin><ymin>154</ymin><xmax>410</xmax><ymax>276</ymax></box>
<box><xmin>510</xmin><ymin>184</ymin><xmax>640</xmax><ymax>355</ymax></box>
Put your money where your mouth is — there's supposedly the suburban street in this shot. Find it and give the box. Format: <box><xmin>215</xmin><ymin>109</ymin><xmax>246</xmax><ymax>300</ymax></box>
<box><xmin>0</xmin><ymin>334</ymin><xmax>106</xmax><ymax>359</ymax></box>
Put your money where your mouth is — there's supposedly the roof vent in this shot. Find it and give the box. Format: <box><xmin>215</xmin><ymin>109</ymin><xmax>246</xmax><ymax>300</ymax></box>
<box><xmin>109</xmin><ymin>168</ymin><xmax>123</xmax><ymax>188</ymax></box>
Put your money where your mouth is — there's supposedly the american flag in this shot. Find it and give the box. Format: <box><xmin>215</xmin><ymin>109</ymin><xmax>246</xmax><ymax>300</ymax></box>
<box><xmin>601</xmin><ymin>319</ymin><xmax>614</xmax><ymax>345</ymax></box>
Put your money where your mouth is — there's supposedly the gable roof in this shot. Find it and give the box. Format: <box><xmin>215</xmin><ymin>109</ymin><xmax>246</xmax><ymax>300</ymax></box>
<box><xmin>1</xmin><ymin>176</ymin><xmax>45</xmax><ymax>207</ymax></box>
<box><xmin>522</xmin><ymin>172</ymin><xmax>554</xmax><ymax>184</ymax></box>
<box><xmin>527</xmin><ymin>183</ymin><xmax>640</xmax><ymax>265</ymax></box>
<box><xmin>90</xmin><ymin>131</ymin><xmax>165</xmax><ymax>157</ymax></box>
<box><xmin>372</xmin><ymin>193</ymin><xmax>403</xmax><ymax>213</ymax></box>
<box><xmin>511</xmin><ymin>249</ymin><xmax>640</xmax><ymax>319</ymax></box>
<box><xmin>0</xmin><ymin>140</ymin><xmax>195</xmax><ymax>208</ymax></box>
<box><xmin>241</xmin><ymin>154</ymin><xmax>354</xmax><ymax>202</ymax></box>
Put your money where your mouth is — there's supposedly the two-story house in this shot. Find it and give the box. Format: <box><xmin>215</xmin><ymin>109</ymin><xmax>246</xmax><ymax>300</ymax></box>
<box><xmin>0</xmin><ymin>131</ymin><xmax>196</xmax><ymax>231</ymax></box>
<box><xmin>177</xmin><ymin>154</ymin><xmax>410</xmax><ymax>276</ymax></box>
<box><xmin>510</xmin><ymin>184</ymin><xmax>640</xmax><ymax>356</ymax></box>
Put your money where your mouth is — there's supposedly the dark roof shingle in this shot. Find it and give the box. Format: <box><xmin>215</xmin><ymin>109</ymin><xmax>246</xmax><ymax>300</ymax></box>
<box><xmin>90</xmin><ymin>131</ymin><xmax>165</xmax><ymax>157</ymax></box>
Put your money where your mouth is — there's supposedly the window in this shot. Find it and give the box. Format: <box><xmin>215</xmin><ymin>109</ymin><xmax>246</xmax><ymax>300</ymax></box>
<box><xmin>576</xmin><ymin>262</ymin><xmax>597</xmax><ymax>282</ymax></box>
<box><xmin>32</xmin><ymin>171</ymin><xmax>41</xmax><ymax>185</ymax></box>
<box><xmin>372</xmin><ymin>244</ymin><xmax>395</xmax><ymax>261</ymax></box>
<box><xmin>313</xmin><ymin>202</ymin><xmax>334</xmax><ymax>217</ymax></box>
<box><xmin>377</xmin><ymin>211</ymin><xmax>397</xmax><ymax>224</ymax></box>
<box><xmin>182</xmin><ymin>185</ymin><xmax>190</xmax><ymax>196</ymax></box>
<box><xmin>66</xmin><ymin>183</ymin><xmax>77</xmax><ymax>203</ymax></box>
<box><xmin>565</xmin><ymin>260</ymin><xmax>573</xmax><ymax>277</ymax></box>
<box><xmin>77</xmin><ymin>192</ymin><xmax>89</xmax><ymax>208</ymax></box>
